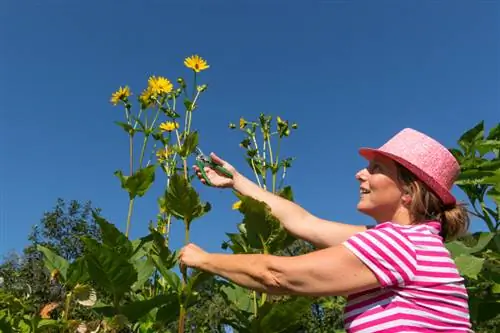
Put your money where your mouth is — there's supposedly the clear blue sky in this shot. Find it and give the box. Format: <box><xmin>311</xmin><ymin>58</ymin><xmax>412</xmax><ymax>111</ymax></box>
<box><xmin>0</xmin><ymin>1</ymin><xmax>498</xmax><ymax>256</ymax></box>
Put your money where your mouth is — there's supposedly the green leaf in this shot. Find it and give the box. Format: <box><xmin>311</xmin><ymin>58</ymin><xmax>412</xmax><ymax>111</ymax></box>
<box><xmin>179</xmin><ymin>131</ymin><xmax>199</xmax><ymax>158</ymax></box>
<box><xmin>155</xmin><ymin>299</ymin><xmax>181</xmax><ymax>325</ymax></box>
<box><xmin>37</xmin><ymin>245</ymin><xmax>69</xmax><ymax>281</ymax></box>
<box><xmin>114</xmin><ymin>165</ymin><xmax>156</xmax><ymax>200</ymax></box>
<box><xmin>235</xmin><ymin>195</ymin><xmax>280</xmax><ymax>249</ymax></box>
<box><xmin>221</xmin><ymin>283</ymin><xmax>253</xmax><ymax>313</ymax></box>
<box><xmin>66</xmin><ymin>257</ymin><xmax>90</xmax><ymax>287</ymax></box>
<box><xmin>258</xmin><ymin>297</ymin><xmax>314</xmax><ymax>333</ymax></box>
<box><xmin>82</xmin><ymin>237</ymin><xmax>138</xmax><ymax>302</ymax></box>
<box><xmin>277</xmin><ymin>186</ymin><xmax>294</xmax><ymax>201</ymax></box>
<box><xmin>458</xmin><ymin>121</ymin><xmax>484</xmax><ymax>152</ymax></box>
<box><xmin>93</xmin><ymin>211</ymin><xmax>133</xmax><ymax>257</ymax></box>
<box><xmin>446</xmin><ymin>232</ymin><xmax>495</xmax><ymax>258</ymax></box>
<box><xmin>477</xmin><ymin>140</ymin><xmax>500</xmax><ymax>156</ymax></box>
<box><xmin>114</xmin><ymin>121</ymin><xmax>134</xmax><ymax>135</ymax></box>
<box><xmin>131</xmin><ymin>256</ymin><xmax>155</xmax><ymax>291</ymax></box>
<box><xmin>162</xmin><ymin>172</ymin><xmax>211</xmax><ymax>225</ymax></box>
<box><xmin>146</xmin><ymin>228</ymin><xmax>180</xmax><ymax>291</ymax></box>
<box><xmin>487</xmin><ymin>123</ymin><xmax>500</xmax><ymax>140</ymax></box>
<box><xmin>454</xmin><ymin>254</ymin><xmax>485</xmax><ymax>279</ymax></box>
<box><xmin>492</xmin><ymin>283</ymin><xmax>500</xmax><ymax>294</ymax></box>
<box><xmin>121</xmin><ymin>294</ymin><xmax>177</xmax><ymax>322</ymax></box>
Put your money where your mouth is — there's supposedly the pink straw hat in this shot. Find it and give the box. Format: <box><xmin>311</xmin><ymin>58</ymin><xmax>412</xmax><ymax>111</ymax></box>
<box><xmin>359</xmin><ymin>128</ymin><xmax>460</xmax><ymax>206</ymax></box>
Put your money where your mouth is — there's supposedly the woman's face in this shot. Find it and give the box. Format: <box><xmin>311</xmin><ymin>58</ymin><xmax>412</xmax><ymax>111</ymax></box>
<box><xmin>355</xmin><ymin>155</ymin><xmax>406</xmax><ymax>222</ymax></box>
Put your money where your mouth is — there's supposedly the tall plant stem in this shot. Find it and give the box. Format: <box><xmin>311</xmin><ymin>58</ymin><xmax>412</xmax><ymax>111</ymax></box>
<box><xmin>125</xmin><ymin>198</ymin><xmax>134</xmax><ymax>237</ymax></box>
<box><xmin>126</xmin><ymin>133</ymin><xmax>135</xmax><ymax>238</ymax></box>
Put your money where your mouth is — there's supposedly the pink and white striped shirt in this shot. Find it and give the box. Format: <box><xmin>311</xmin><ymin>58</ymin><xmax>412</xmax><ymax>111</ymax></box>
<box><xmin>342</xmin><ymin>221</ymin><xmax>473</xmax><ymax>332</ymax></box>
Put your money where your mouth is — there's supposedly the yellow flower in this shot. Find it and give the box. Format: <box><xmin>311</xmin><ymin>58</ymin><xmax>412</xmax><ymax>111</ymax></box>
<box><xmin>139</xmin><ymin>87</ymin><xmax>154</xmax><ymax>107</ymax></box>
<box><xmin>184</xmin><ymin>55</ymin><xmax>210</xmax><ymax>72</ymax></box>
<box><xmin>148</xmin><ymin>76</ymin><xmax>173</xmax><ymax>95</ymax></box>
<box><xmin>159</xmin><ymin>121</ymin><xmax>179</xmax><ymax>132</ymax></box>
<box><xmin>232</xmin><ymin>200</ymin><xmax>242</xmax><ymax>210</ymax></box>
<box><xmin>156</xmin><ymin>147</ymin><xmax>174</xmax><ymax>162</ymax></box>
<box><xmin>110</xmin><ymin>86</ymin><xmax>131</xmax><ymax>105</ymax></box>
<box><xmin>239</xmin><ymin>117</ymin><xmax>246</xmax><ymax>129</ymax></box>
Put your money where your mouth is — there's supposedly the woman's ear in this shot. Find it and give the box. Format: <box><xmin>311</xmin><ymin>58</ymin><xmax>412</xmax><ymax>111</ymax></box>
<box><xmin>402</xmin><ymin>193</ymin><xmax>412</xmax><ymax>206</ymax></box>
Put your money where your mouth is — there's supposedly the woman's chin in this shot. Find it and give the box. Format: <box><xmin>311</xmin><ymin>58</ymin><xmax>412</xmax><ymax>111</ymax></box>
<box><xmin>356</xmin><ymin>201</ymin><xmax>375</xmax><ymax>215</ymax></box>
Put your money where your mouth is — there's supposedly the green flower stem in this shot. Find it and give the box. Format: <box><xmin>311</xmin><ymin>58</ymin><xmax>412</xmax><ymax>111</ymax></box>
<box><xmin>251</xmin><ymin>134</ymin><xmax>265</xmax><ymax>189</ymax></box>
<box><xmin>273</xmin><ymin>137</ymin><xmax>282</xmax><ymax>193</ymax></box>
<box><xmin>125</xmin><ymin>197</ymin><xmax>135</xmax><ymax>237</ymax></box>
<box><xmin>253</xmin><ymin>291</ymin><xmax>258</xmax><ymax>315</ymax></box>
<box><xmin>138</xmin><ymin>136</ymin><xmax>149</xmax><ymax>169</ymax></box>
<box><xmin>262</xmin><ymin>135</ymin><xmax>268</xmax><ymax>190</ymax></box>
<box><xmin>132</xmin><ymin>109</ymin><xmax>144</xmax><ymax>130</ymax></box>
<box><xmin>129</xmin><ymin>135</ymin><xmax>134</xmax><ymax>175</ymax></box>
<box><xmin>250</xmin><ymin>159</ymin><xmax>262</xmax><ymax>188</ymax></box>
<box><xmin>186</xmin><ymin>90</ymin><xmax>201</xmax><ymax>134</ymax></box>
<box><xmin>63</xmin><ymin>292</ymin><xmax>72</xmax><ymax>321</ymax></box>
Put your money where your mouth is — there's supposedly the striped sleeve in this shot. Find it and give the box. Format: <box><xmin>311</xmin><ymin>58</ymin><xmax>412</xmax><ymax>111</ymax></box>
<box><xmin>342</xmin><ymin>225</ymin><xmax>418</xmax><ymax>288</ymax></box>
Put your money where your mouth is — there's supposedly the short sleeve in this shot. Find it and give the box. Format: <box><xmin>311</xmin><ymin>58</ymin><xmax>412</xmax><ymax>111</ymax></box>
<box><xmin>342</xmin><ymin>224</ymin><xmax>418</xmax><ymax>288</ymax></box>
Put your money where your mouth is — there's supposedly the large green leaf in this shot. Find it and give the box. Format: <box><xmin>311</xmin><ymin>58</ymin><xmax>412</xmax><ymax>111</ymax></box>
<box><xmin>454</xmin><ymin>254</ymin><xmax>485</xmax><ymax>279</ymax></box>
<box><xmin>235</xmin><ymin>195</ymin><xmax>276</xmax><ymax>249</ymax></box>
<box><xmin>93</xmin><ymin>211</ymin><xmax>133</xmax><ymax>258</ymax></box>
<box><xmin>66</xmin><ymin>257</ymin><xmax>90</xmax><ymax>287</ymax></box>
<box><xmin>145</xmin><ymin>228</ymin><xmax>180</xmax><ymax>291</ymax></box>
<box><xmin>120</xmin><ymin>294</ymin><xmax>177</xmax><ymax>322</ymax></box>
<box><xmin>162</xmin><ymin>172</ymin><xmax>211</xmax><ymax>225</ymax></box>
<box><xmin>446</xmin><ymin>232</ymin><xmax>496</xmax><ymax>258</ymax></box>
<box><xmin>458</xmin><ymin>120</ymin><xmax>484</xmax><ymax>153</ymax></box>
<box><xmin>131</xmin><ymin>256</ymin><xmax>155</xmax><ymax>291</ymax></box>
<box><xmin>258</xmin><ymin>297</ymin><xmax>314</xmax><ymax>333</ymax></box>
<box><xmin>37</xmin><ymin>245</ymin><xmax>69</xmax><ymax>281</ymax></box>
<box><xmin>221</xmin><ymin>283</ymin><xmax>253</xmax><ymax>313</ymax></box>
<box><xmin>114</xmin><ymin>165</ymin><xmax>156</xmax><ymax>200</ymax></box>
<box><xmin>82</xmin><ymin>237</ymin><xmax>138</xmax><ymax>302</ymax></box>
<box><xmin>179</xmin><ymin>131</ymin><xmax>199</xmax><ymax>158</ymax></box>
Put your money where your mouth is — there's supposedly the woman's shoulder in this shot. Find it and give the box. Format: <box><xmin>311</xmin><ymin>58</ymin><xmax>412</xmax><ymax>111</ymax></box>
<box><xmin>373</xmin><ymin>220</ymin><xmax>442</xmax><ymax>237</ymax></box>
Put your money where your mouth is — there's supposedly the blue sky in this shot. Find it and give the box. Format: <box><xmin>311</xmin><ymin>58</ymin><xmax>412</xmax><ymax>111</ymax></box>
<box><xmin>0</xmin><ymin>1</ymin><xmax>498</xmax><ymax>257</ymax></box>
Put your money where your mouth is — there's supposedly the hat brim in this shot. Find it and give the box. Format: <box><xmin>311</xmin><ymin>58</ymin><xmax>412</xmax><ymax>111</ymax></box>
<box><xmin>358</xmin><ymin>147</ymin><xmax>456</xmax><ymax>206</ymax></box>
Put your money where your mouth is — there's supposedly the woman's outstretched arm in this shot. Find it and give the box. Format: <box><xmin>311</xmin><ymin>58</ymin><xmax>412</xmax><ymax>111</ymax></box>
<box><xmin>233</xmin><ymin>173</ymin><xmax>366</xmax><ymax>248</ymax></box>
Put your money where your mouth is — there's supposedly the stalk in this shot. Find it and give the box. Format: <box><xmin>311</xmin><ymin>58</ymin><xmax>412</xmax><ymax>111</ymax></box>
<box><xmin>272</xmin><ymin>137</ymin><xmax>282</xmax><ymax>193</ymax></box>
<box><xmin>125</xmin><ymin>198</ymin><xmax>135</xmax><ymax>237</ymax></box>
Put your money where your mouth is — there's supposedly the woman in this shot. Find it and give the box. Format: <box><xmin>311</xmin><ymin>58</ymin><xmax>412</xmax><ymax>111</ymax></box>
<box><xmin>179</xmin><ymin>128</ymin><xmax>473</xmax><ymax>332</ymax></box>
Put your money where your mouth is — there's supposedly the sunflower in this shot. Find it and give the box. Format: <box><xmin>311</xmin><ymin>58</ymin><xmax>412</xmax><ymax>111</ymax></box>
<box><xmin>159</xmin><ymin>121</ymin><xmax>180</xmax><ymax>132</ymax></box>
<box><xmin>148</xmin><ymin>76</ymin><xmax>173</xmax><ymax>95</ymax></box>
<box><xmin>184</xmin><ymin>55</ymin><xmax>210</xmax><ymax>72</ymax></box>
<box><xmin>110</xmin><ymin>86</ymin><xmax>131</xmax><ymax>105</ymax></box>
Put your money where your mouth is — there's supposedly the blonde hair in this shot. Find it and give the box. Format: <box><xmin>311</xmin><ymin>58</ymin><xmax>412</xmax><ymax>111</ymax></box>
<box><xmin>396</xmin><ymin>164</ymin><xmax>470</xmax><ymax>241</ymax></box>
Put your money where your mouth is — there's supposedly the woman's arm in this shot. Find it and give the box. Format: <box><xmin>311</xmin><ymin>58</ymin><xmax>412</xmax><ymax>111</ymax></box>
<box><xmin>233</xmin><ymin>173</ymin><xmax>367</xmax><ymax>248</ymax></box>
<box><xmin>188</xmin><ymin>243</ymin><xmax>380</xmax><ymax>297</ymax></box>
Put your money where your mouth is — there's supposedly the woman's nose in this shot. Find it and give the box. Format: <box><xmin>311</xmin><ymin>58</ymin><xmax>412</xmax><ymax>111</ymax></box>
<box><xmin>356</xmin><ymin>168</ymin><xmax>369</xmax><ymax>181</ymax></box>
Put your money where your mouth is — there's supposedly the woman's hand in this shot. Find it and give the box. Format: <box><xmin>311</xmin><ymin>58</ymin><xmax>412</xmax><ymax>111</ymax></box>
<box><xmin>193</xmin><ymin>152</ymin><xmax>237</xmax><ymax>188</ymax></box>
<box><xmin>179</xmin><ymin>243</ymin><xmax>209</xmax><ymax>270</ymax></box>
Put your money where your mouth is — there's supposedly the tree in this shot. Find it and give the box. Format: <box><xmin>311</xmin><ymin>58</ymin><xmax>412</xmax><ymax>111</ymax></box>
<box><xmin>0</xmin><ymin>198</ymin><xmax>102</xmax><ymax>317</ymax></box>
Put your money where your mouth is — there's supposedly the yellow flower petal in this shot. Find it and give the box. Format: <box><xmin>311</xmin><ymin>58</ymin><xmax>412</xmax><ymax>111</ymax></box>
<box><xmin>232</xmin><ymin>200</ymin><xmax>242</xmax><ymax>210</ymax></box>
<box><xmin>110</xmin><ymin>86</ymin><xmax>131</xmax><ymax>105</ymax></box>
<box><xmin>159</xmin><ymin>121</ymin><xmax>179</xmax><ymax>132</ymax></box>
<box><xmin>184</xmin><ymin>55</ymin><xmax>210</xmax><ymax>72</ymax></box>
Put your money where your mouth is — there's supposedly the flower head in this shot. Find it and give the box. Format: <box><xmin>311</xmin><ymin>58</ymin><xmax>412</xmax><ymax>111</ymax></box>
<box><xmin>159</xmin><ymin>121</ymin><xmax>180</xmax><ymax>132</ymax></box>
<box><xmin>156</xmin><ymin>147</ymin><xmax>174</xmax><ymax>163</ymax></box>
<box><xmin>110</xmin><ymin>86</ymin><xmax>131</xmax><ymax>105</ymax></box>
<box><xmin>239</xmin><ymin>117</ymin><xmax>247</xmax><ymax>129</ymax></box>
<box><xmin>148</xmin><ymin>76</ymin><xmax>173</xmax><ymax>95</ymax></box>
<box><xmin>184</xmin><ymin>55</ymin><xmax>210</xmax><ymax>72</ymax></box>
<box><xmin>139</xmin><ymin>88</ymin><xmax>154</xmax><ymax>107</ymax></box>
